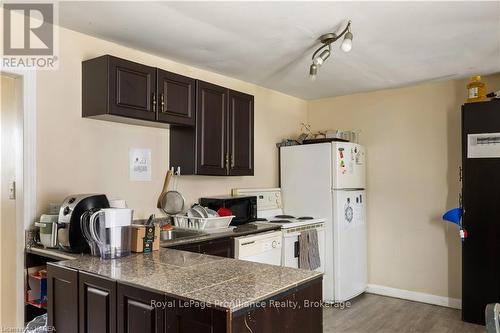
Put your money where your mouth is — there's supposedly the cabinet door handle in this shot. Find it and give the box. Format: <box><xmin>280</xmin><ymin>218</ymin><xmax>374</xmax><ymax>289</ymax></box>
<box><xmin>231</xmin><ymin>154</ymin><xmax>235</xmax><ymax>168</ymax></box>
<box><xmin>152</xmin><ymin>92</ymin><xmax>157</xmax><ymax>112</ymax></box>
<box><xmin>225</xmin><ymin>153</ymin><xmax>229</xmax><ymax>171</ymax></box>
<box><xmin>160</xmin><ymin>92</ymin><xmax>165</xmax><ymax>113</ymax></box>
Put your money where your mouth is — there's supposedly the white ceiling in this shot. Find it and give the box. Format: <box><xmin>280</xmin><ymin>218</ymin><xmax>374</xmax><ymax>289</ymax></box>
<box><xmin>59</xmin><ymin>1</ymin><xmax>500</xmax><ymax>100</ymax></box>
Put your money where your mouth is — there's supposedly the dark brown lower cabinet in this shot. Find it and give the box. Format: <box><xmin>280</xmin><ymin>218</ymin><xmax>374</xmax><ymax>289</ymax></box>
<box><xmin>48</xmin><ymin>264</ymin><xmax>322</xmax><ymax>333</ymax></box>
<box><xmin>117</xmin><ymin>283</ymin><xmax>165</xmax><ymax>333</ymax></box>
<box><xmin>170</xmin><ymin>237</ymin><xmax>234</xmax><ymax>258</ymax></box>
<box><xmin>166</xmin><ymin>298</ymin><xmax>228</xmax><ymax>332</ymax></box>
<box><xmin>169</xmin><ymin>242</ymin><xmax>202</xmax><ymax>254</ymax></box>
<box><xmin>231</xmin><ymin>279</ymin><xmax>323</xmax><ymax>333</ymax></box>
<box><xmin>47</xmin><ymin>264</ymin><xmax>78</xmax><ymax>333</ymax></box>
<box><xmin>171</xmin><ymin>237</ymin><xmax>234</xmax><ymax>258</ymax></box>
<box><xmin>79</xmin><ymin>272</ymin><xmax>117</xmax><ymax>333</ymax></box>
<box><xmin>199</xmin><ymin>238</ymin><xmax>234</xmax><ymax>258</ymax></box>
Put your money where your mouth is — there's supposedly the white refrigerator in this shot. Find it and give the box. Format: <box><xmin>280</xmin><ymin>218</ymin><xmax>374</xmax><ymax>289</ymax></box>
<box><xmin>280</xmin><ymin>142</ymin><xmax>367</xmax><ymax>302</ymax></box>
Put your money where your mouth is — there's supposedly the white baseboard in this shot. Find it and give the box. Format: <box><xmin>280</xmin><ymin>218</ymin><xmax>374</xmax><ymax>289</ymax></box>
<box><xmin>366</xmin><ymin>284</ymin><xmax>462</xmax><ymax>309</ymax></box>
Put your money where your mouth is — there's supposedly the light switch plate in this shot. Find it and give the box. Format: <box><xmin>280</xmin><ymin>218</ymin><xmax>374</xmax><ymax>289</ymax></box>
<box><xmin>9</xmin><ymin>181</ymin><xmax>16</xmax><ymax>200</ymax></box>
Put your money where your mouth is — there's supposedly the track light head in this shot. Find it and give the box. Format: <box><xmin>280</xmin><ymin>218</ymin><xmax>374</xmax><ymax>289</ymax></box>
<box><xmin>313</xmin><ymin>48</ymin><xmax>331</xmax><ymax>66</ymax></box>
<box><xmin>309</xmin><ymin>63</ymin><xmax>318</xmax><ymax>81</ymax></box>
<box><xmin>341</xmin><ymin>31</ymin><xmax>353</xmax><ymax>53</ymax></box>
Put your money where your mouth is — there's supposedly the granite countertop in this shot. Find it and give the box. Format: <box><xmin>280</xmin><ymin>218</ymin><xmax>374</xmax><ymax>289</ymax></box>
<box><xmin>160</xmin><ymin>222</ymin><xmax>280</xmax><ymax>247</ymax></box>
<box><xmin>26</xmin><ymin>246</ymin><xmax>81</xmax><ymax>261</ymax></box>
<box><xmin>27</xmin><ymin>222</ymin><xmax>279</xmax><ymax>259</ymax></box>
<box><xmin>52</xmin><ymin>248</ymin><xmax>322</xmax><ymax>312</ymax></box>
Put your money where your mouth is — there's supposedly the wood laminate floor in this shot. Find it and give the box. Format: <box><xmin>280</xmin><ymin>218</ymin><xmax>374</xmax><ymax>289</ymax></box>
<box><xmin>323</xmin><ymin>293</ymin><xmax>485</xmax><ymax>333</ymax></box>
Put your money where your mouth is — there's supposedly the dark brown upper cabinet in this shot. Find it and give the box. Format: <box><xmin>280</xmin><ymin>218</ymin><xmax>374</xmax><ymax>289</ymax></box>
<box><xmin>82</xmin><ymin>55</ymin><xmax>254</xmax><ymax>176</ymax></box>
<box><xmin>82</xmin><ymin>55</ymin><xmax>195</xmax><ymax>127</ymax></box>
<box><xmin>196</xmin><ymin>81</ymin><xmax>229</xmax><ymax>176</ymax></box>
<box><xmin>156</xmin><ymin>69</ymin><xmax>195</xmax><ymax>126</ymax></box>
<box><xmin>109</xmin><ymin>56</ymin><xmax>157</xmax><ymax>121</ymax></box>
<box><xmin>170</xmin><ymin>81</ymin><xmax>254</xmax><ymax>176</ymax></box>
<box><xmin>228</xmin><ymin>90</ymin><xmax>254</xmax><ymax>176</ymax></box>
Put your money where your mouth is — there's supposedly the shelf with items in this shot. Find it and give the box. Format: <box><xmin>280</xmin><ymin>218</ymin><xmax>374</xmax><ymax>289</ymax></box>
<box><xmin>25</xmin><ymin>267</ymin><xmax>48</xmax><ymax>310</ymax></box>
<box><xmin>26</xmin><ymin>299</ymin><xmax>47</xmax><ymax>309</ymax></box>
<box><xmin>25</xmin><ymin>248</ymin><xmax>64</xmax><ymax>323</ymax></box>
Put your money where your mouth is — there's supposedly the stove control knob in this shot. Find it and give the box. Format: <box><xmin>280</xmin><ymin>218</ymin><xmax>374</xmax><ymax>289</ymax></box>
<box><xmin>272</xmin><ymin>240</ymin><xmax>277</xmax><ymax>248</ymax></box>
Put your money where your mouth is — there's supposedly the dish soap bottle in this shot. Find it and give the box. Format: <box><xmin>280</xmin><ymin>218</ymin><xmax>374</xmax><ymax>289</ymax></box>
<box><xmin>466</xmin><ymin>76</ymin><xmax>487</xmax><ymax>103</ymax></box>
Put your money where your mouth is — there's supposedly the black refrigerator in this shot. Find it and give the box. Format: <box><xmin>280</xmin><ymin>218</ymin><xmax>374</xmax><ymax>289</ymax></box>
<box><xmin>462</xmin><ymin>100</ymin><xmax>500</xmax><ymax>324</ymax></box>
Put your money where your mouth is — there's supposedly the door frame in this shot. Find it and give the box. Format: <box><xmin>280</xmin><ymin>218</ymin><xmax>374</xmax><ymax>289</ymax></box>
<box><xmin>1</xmin><ymin>67</ymin><xmax>37</xmax><ymax>327</ymax></box>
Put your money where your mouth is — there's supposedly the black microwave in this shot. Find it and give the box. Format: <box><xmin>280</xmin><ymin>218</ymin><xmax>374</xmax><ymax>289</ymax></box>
<box><xmin>199</xmin><ymin>196</ymin><xmax>257</xmax><ymax>226</ymax></box>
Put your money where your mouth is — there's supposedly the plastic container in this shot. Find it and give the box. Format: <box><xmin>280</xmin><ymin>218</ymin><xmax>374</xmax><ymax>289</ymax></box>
<box><xmin>25</xmin><ymin>267</ymin><xmax>47</xmax><ymax>309</ymax></box>
<box><xmin>89</xmin><ymin>208</ymin><xmax>132</xmax><ymax>259</ymax></box>
<box><xmin>24</xmin><ymin>313</ymin><xmax>48</xmax><ymax>333</ymax></box>
<box><xmin>466</xmin><ymin>76</ymin><xmax>487</xmax><ymax>103</ymax></box>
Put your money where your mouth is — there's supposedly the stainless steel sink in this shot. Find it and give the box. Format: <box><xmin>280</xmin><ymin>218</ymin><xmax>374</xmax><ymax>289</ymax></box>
<box><xmin>160</xmin><ymin>229</ymin><xmax>203</xmax><ymax>241</ymax></box>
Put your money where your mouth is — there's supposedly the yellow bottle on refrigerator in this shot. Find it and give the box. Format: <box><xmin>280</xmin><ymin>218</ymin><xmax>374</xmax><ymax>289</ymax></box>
<box><xmin>466</xmin><ymin>76</ymin><xmax>487</xmax><ymax>103</ymax></box>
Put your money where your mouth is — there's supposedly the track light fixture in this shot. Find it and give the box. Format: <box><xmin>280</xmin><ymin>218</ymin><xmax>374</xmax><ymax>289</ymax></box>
<box><xmin>309</xmin><ymin>20</ymin><xmax>353</xmax><ymax>81</ymax></box>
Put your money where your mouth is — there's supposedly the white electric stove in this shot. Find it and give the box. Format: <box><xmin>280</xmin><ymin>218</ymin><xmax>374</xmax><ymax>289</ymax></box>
<box><xmin>262</xmin><ymin>214</ymin><xmax>325</xmax><ymax>228</ymax></box>
<box><xmin>232</xmin><ymin>188</ymin><xmax>326</xmax><ymax>274</ymax></box>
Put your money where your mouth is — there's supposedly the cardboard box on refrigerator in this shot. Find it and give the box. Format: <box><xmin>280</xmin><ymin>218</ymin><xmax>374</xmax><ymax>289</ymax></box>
<box><xmin>130</xmin><ymin>224</ymin><xmax>160</xmax><ymax>253</ymax></box>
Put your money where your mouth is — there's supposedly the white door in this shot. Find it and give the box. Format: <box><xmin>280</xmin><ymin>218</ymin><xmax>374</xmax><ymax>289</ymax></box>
<box><xmin>333</xmin><ymin>189</ymin><xmax>367</xmax><ymax>301</ymax></box>
<box><xmin>332</xmin><ymin>142</ymin><xmax>366</xmax><ymax>189</ymax></box>
<box><xmin>1</xmin><ymin>74</ymin><xmax>21</xmax><ymax>327</ymax></box>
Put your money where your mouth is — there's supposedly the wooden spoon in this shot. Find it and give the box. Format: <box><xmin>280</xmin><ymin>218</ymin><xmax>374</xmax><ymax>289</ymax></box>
<box><xmin>157</xmin><ymin>170</ymin><xmax>173</xmax><ymax>209</ymax></box>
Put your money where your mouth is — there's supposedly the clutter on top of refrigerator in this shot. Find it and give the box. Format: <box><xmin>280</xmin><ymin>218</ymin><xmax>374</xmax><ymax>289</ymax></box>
<box><xmin>486</xmin><ymin>90</ymin><xmax>500</xmax><ymax>100</ymax></box>
<box><xmin>326</xmin><ymin>130</ymin><xmax>360</xmax><ymax>143</ymax></box>
<box><xmin>276</xmin><ymin>123</ymin><xmax>361</xmax><ymax>148</ymax></box>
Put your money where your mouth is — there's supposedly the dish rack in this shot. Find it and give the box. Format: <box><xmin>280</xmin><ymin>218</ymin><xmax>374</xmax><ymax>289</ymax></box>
<box><xmin>172</xmin><ymin>215</ymin><xmax>234</xmax><ymax>231</ymax></box>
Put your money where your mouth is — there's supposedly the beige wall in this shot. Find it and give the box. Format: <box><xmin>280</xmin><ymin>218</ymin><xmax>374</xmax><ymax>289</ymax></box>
<box><xmin>36</xmin><ymin>26</ymin><xmax>307</xmax><ymax>219</ymax></box>
<box><xmin>0</xmin><ymin>75</ymin><xmax>20</xmax><ymax>329</ymax></box>
<box><xmin>308</xmin><ymin>74</ymin><xmax>500</xmax><ymax>299</ymax></box>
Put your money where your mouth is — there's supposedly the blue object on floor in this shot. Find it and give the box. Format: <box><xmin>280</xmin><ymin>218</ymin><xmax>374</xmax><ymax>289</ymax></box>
<box><xmin>442</xmin><ymin>208</ymin><xmax>462</xmax><ymax>226</ymax></box>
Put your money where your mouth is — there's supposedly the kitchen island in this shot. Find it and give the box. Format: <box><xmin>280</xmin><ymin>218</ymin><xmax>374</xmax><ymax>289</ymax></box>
<box><xmin>47</xmin><ymin>248</ymin><xmax>323</xmax><ymax>333</ymax></box>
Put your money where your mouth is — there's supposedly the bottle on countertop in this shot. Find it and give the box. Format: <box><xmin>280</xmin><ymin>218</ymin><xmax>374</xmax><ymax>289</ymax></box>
<box><xmin>466</xmin><ymin>76</ymin><xmax>487</xmax><ymax>103</ymax></box>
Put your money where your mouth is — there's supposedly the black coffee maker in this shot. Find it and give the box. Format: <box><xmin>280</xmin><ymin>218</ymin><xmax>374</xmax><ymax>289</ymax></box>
<box><xmin>57</xmin><ymin>194</ymin><xmax>109</xmax><ymax>253</ymax></box>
